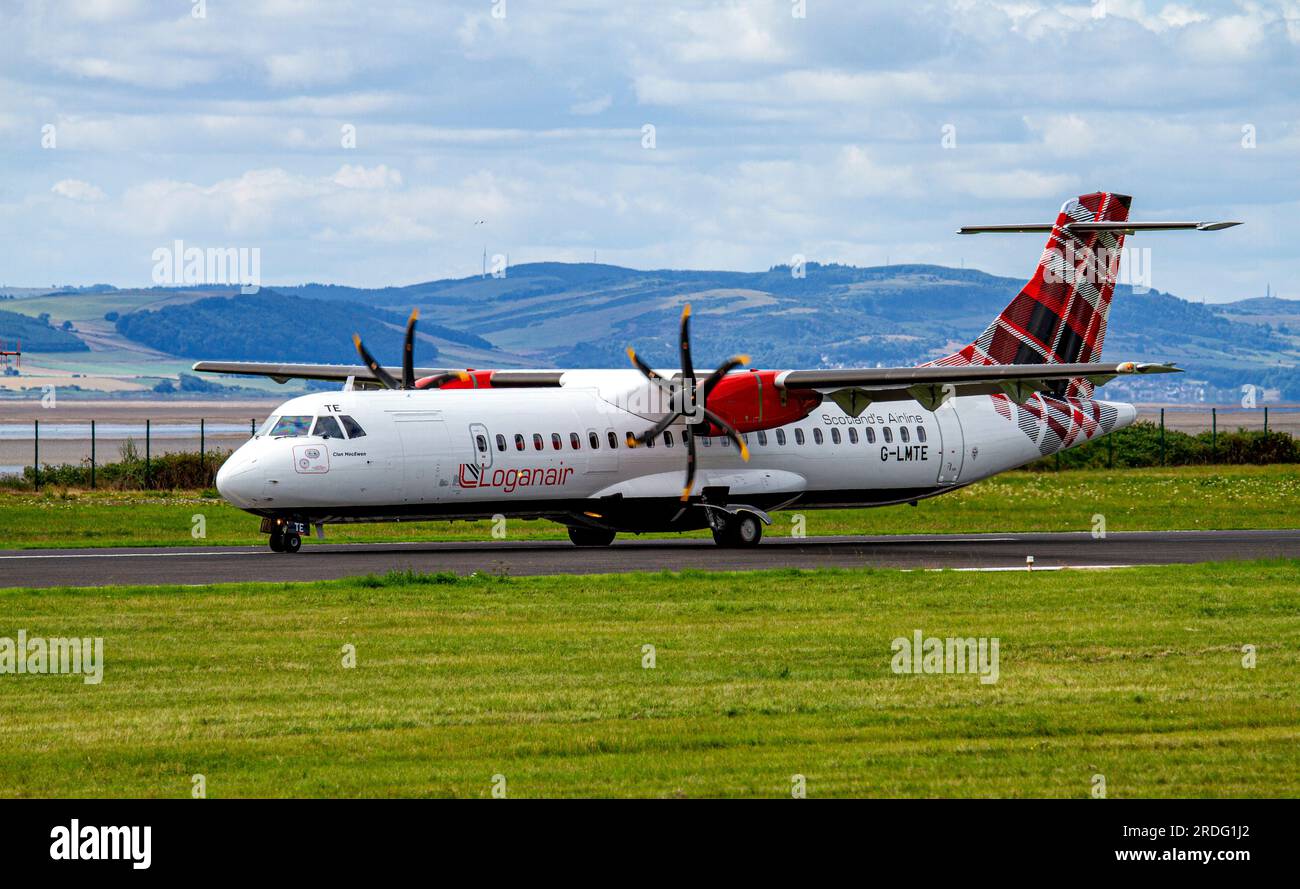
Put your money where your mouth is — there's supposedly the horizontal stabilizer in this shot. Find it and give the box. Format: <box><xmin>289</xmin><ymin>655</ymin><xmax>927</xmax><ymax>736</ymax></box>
<box><xmin>958</xmin><ymin>220</ymin><xmax>1240</xmax><ymax>235</ymax></box>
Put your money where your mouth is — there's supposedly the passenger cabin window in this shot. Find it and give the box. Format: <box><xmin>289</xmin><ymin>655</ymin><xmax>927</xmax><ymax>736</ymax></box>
<box><xmin>883</xmin><ymin>427</ymin><xmax>893</xmax><ymax>444</ymax></box>
<box><xmin>757</xmin><ymin>430</ymin><xmax>768</xmax><ymax>446</ymax></box>
<box><xmin>533</xmin><ymin>433</ymin><xmax>544</xmax><ymax>451</ymax></box>
<box><xmin>794</xmin><ymin>428</ymin><xmax>805</xmax><ymax>445</ymax></box>
<box><xmin>776</xmin><ymin>429</ymin><xmax>786</xmax><ymax>446</ymax></box>
<box><xmin>866</xmin><ymin>427</ymin><xmax>876</xmax><ymax>444</ymax></box>
<box><xmin>701</xmin><ymin>436</ymin><xmax>710</xmax><ymax>447</ymax></box>
<box><xmin>645</xmin><ymin>432</ymin><xmax>655</xmax><ymax>448</ymax></box>
<box><xmin>607</xmin><ymin>431</ymin><xmax>618</xmax><ymax>449</ymax></box>
<box><xmin>551</xmin><ymin>433</ymin><xmax>563</xmax><ymax>451</ymax></box>
<box><xmin>339</xmin><ymin>415</ymin><xmax>366</xmax><ymax>439</ymax></box>
<box><xmin>475</xmin><ymin>434</ymin><xmax>488</xmax><ymax>453</ymax></box>
<box><xmin>664</xmin><ymin>431</ymin><xmax>674</xmax><ymax>447</ymax></box>
<box><xmin>515</xmin><ymin>434</ymin><xmax>526</xmax><ymax>452</ymax></box>
<box><xmin>271</xmin><ymin>415</ymin><xmax>312</xmax><ymax>437</ymax></box>
<box><xmin>916</xmin><ymin>426</ymin><xmax>927</xmax><ymax>443</ymax></box>
<box><xmin>570</xmin><ymin>432</ymin><xmax>581</xmax><ymax>450</ymax></box>
<box><xmin>589</xmin><ymin>432</ymin><xmax>600</xmax><ymax>449</ymax></box>
<box><xmin>495</xmin><ymin>434</ymin><xmax>506</xmax><ymax>452</ymax></box>
<box><xmin>848</xmin><ymin>428</ymin><xmax>858</xmax><ymax>444</ymax></box>
<box><xmin>313</xmin><ymin>415</ymin><xmax>344</xmax><ymax>439</ymax></box>
<box><xmin>899</xmin><ymin>427</ymin><xmax>910</xmax><ymax>444</ymax></box>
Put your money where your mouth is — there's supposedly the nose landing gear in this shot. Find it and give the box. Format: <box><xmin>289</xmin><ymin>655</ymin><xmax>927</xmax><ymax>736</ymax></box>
<box><xmin>262</xmin><ymin>518</ymin><xmax>306</xmax><ymax>554</ymax></box>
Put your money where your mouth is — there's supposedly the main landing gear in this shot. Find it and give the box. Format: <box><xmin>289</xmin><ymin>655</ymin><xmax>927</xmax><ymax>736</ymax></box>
<box><xmin>710</xmin><ymin>511</ymin><xmax>763</xmax><ymax>548</ymax></box>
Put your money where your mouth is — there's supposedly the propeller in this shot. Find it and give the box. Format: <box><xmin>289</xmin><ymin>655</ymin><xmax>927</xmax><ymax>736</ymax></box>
<box><xmin>352</xmin><ymin>309</ymin><xmax>468</xmax><ymax>390</ymax></box>
<box><xmin>626</xmin><ymin>303</ymin><xmax>751</xmax><ymax>501</ymax></box>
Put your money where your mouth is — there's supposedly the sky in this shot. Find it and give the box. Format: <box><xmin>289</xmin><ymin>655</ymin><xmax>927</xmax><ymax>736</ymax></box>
<box><xmin>1</xmin><ymin>0</ymin><xmax>1297</xmax><ymax>302</ymax></box>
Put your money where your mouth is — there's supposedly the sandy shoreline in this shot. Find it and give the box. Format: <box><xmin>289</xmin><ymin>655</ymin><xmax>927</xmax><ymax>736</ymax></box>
<box><xmin>0</xmin><ymin>399</ymin><xmax>282</xmax><ymax>423</ymax></box>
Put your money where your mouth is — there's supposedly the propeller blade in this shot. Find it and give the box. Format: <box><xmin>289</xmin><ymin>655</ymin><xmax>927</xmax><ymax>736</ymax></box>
<box><xmin>352</xmin><ymin>334</ymin><xmax>400</xmax><ymax>390</ymax></box>
<box><xmin>402</xmin><ymin>308</ymin><xmax>419</xmax><ymax>389</ymax></box>
<box><xmin>678</xmin><ymin>302</ymin><xmax>695</xmax><ymax>395</ymax></box>
<box><xmin>702</xmin><ymin>407</ymin><xmax>750</xmax><ymax>462</ymax></box>
<box><xmin>626</xmin><ymin>347</ymin><xmax>670</xmax><ymax>384</ymax></box>
<box><xmin>700</xmin><ymin>354</ymin><xmax>751</xmax><ymax>404</ymax></box>
<box><xmin>681</xmin><ymin>425</ymin><xmax>697</xmax><ymax>501</ymax></box>
<box><xmin>626</xmin><ymin>411</ymin><xmax>679</xmax><ymax>448</ymax></box>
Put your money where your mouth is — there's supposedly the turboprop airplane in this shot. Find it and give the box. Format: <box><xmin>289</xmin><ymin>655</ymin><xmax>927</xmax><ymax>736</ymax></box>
<box><xmin>198</xmin><ymin>192</ymin><xmax>1237</xmax><ymax>553</ymax></box>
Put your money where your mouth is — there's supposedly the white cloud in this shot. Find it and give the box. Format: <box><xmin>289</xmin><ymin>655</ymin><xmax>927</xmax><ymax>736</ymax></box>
<box><xmin>265</xmin><ymin>50</ymin><xmax>355</xmax><ymax>88</ymax></box>
<box><xmin>51</xmin><ymin>179</ymin><xmax>107</xmax><ymax>202</ymax></box>
<box><xmin>569</xmin><ymin>95</ymin><xmax>613</xmax><ymax>116</ymax></box>
<box><xmin>331</xmin><ymin>164</ymin><xmax>403</xmax><ymax>189</ymax></box>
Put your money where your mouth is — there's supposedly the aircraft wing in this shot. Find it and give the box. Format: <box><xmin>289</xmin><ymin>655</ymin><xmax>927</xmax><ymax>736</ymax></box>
<box><xmin>191</xmin><ymin>360</ymin><xmax>562</xmax><ymax>387</ymax></box>
<box><xmin>775</xmin><ymin>361</ymin><xmax>1179</xmax><ymax>413</ymax></box>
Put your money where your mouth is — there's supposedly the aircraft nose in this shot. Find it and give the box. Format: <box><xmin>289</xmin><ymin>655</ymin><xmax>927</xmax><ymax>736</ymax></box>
<box><xmin>216</xmin><ymin>450</ymin><xmax>261</xmax><ymax>507</ymax></box>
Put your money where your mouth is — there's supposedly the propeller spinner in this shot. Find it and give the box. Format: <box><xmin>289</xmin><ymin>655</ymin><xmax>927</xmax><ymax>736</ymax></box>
<box><xmin>626</xmin><ymin>303</ymin><xmax>751</xmax><ymax>501</ymax></box>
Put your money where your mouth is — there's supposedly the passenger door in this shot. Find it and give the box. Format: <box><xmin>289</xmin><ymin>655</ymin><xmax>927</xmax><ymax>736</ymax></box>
<box><xmin>933</xmin><ymin>400</ymin><xmax>965</xmax><ymax>485</ymax></box>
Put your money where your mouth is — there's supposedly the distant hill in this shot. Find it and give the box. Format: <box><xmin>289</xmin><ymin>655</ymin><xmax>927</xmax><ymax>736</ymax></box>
<box><xmin>114</xmin><ymin>291</ymin><xmax>490</xmax><ymax>364</ymax></box>
<box><xmin>0</xmin><ymin>307</ymin><xmax>89</xmax><ymax>352</ymax></box>
<box><xmin>278</xmin><ymin>262</ymin><xmax>1300</xmax><ymax>399</ymax></box>
<box><xmin>12</xmin><ymin>263</ymin><xmax>1299</xmax><ymax>401</ymax></box>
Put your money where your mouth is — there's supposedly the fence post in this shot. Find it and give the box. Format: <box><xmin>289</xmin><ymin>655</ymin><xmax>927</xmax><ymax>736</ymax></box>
<box><xmin>200</xmin><ymin>418</ymin><xmax>205</xmax><ymax>476</ymax></box>
<box><xmin>145</xmin><ymin>418</ymin><xmax>151</xmax><ymax>489</ymax></box>
<box><xmin>1211</xmin><ymin>407</ymin><xmax>1217</xmax><ymax>462</ymax></box>
<box><xmin>91</xmin><ymin>419</ymin><xmax>96</xmax><ymax>489</ymax></box>
<box><xmin>1264</xmin><ymin>406</ymin><xmax>1269</xmax><ymax>434</ymax></box>
<box><xmin>33</xmin><ymin>419</ymin><xmax>39</xmax><ymax>491</ymax></box>
<box><xmin>1159</xmin><ymin>408</ymin><xmax>1165</xmax><ymax>466</ymax></box>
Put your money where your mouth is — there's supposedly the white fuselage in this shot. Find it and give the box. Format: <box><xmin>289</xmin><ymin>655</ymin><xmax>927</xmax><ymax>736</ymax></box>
<box><xmin>216</xmin><ymin>369</ymin><xmax>1136</xmax><ymax>532</ymax></box>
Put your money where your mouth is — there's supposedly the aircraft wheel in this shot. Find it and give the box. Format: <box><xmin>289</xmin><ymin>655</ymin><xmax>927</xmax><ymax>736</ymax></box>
<box><xmin>712</xmin><ymin>513</ymin><xmax>762</xmax><ymax>548</ymax></box>
<box><xmin>268</xmin><ymin>531</ymin><xmax>286</xmax><ymax>553</ymax></box>
<box><xmin>568</xmin><ymin>526</ymin><xmax>616</xmax><ymax>547</ymax></box>
<box><xmin>282</xmin><ymin>533</ymin><xmax>302</xmax><ymax>554</ymax></box>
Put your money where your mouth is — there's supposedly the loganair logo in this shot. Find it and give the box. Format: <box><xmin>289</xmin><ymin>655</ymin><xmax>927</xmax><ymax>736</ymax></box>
<box><xmin>458</xmin><ymin>462</ymin><xmax>575</xmax><ymax>493</ymax></box>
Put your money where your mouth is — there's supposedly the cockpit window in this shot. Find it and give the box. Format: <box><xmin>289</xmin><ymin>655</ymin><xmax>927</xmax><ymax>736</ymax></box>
<box><xmin>270</xmin><ymin>415</ymin><xmax>312</xmax><ymax>437</ymax></box>
<box><xmin>313</xmin><ymin>415</ymin><xmax>344</xmax><ymax>439</ymax></box>
<box><xmin>255</xmin><ymin>416</ymin><xmax>277</xmax><ymax>437</ymax></box>
<box><xmin>340</xmin><ymin>415</ymin><xmax>366</xmax><ymax>439</ymax></box>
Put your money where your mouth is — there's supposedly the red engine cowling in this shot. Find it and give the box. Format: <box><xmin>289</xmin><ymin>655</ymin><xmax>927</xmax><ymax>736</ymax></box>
<box><xmin>703</xmin><ymin>370</ymin><xmax>821</xmax><ymax>434</ymax></box>
<box><xmin>415</xmin><ymin>369</ymin><xmax>495</xmax><ymax>389</ymax></box>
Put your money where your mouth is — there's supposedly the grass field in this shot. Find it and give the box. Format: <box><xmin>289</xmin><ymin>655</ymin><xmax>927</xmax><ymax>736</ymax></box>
<box><xmin>1</xmin><ymin>465</ymin><xmax>1296</xmax><ymax>549</ymax></box>
<box><xmin>0</xmin><ymin>562</ymin><xmax>1296</xmax><ymax>797</ymax></box>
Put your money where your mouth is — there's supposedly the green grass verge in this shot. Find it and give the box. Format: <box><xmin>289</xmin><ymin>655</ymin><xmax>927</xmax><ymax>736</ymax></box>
<box><xmin>0</xmin><ymin>562</ymin><xmax>1295</xmax><ymax>797</ymax></box>
<box><xmin>2</xmin><ymin>465</ymin><xmax>1297</xmax><ymax>549</ymax></box>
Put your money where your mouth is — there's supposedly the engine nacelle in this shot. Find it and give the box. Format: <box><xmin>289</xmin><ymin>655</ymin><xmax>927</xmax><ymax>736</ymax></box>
<box><xmin>704</xmin><ymin>369</ymin><xmax>822</xmax><ymax>434</ymax></box>
<box><xmin>415</xmin><ymin>369</ymin><xmax>495</xmax><ymax>389</ymax></box>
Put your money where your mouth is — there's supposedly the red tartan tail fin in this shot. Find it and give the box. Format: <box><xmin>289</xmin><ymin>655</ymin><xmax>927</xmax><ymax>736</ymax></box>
<box><xmin>937</xmin><ymin>192</ymin><xmax>1131</xmax><ymax>376</ymax></box>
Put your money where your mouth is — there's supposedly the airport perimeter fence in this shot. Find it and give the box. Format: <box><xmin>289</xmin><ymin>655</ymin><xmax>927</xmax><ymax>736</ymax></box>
<box><xmin>2</xmin><ymin>407</ymin><xmax>1299</xmax><ymax>491</ymax></box>
<box><xmin>4</xmin><ymin>416</ymin><xmax>258</xmax><ymax>491</ymax></box>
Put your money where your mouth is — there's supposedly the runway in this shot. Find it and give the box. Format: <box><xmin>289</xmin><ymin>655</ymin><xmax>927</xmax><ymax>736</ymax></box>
<box><xmin>1</xmin><ymin>529</ymin><xmax>1296</xmax><ymax>588</ymax></box>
